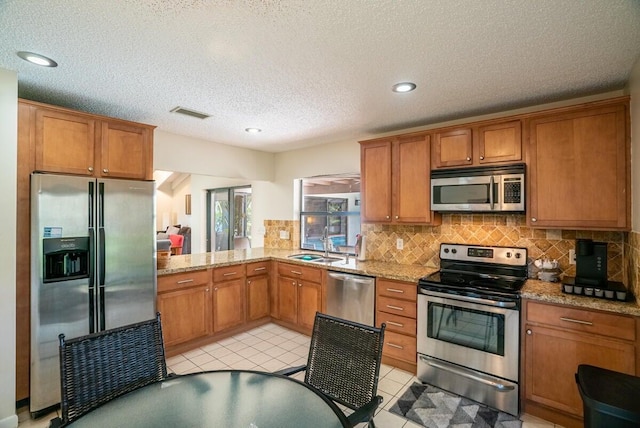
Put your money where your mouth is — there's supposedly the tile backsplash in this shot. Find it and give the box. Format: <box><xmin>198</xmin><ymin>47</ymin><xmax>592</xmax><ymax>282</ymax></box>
<box><xmin>264</xmin><ymin>214</ymin><xmax>628</xmax><ymax>285</ymax></box>
<box><xmin>362</xmin><ymin>214</ymin><xmax>625</xmax><ymax>282</ymax></box>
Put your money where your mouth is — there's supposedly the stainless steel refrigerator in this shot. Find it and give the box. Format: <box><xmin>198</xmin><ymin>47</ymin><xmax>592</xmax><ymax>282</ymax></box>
<box><xmin>30</xmin><ymin>173</ymin><xmax>157</xmax><ymax>417</ymax></box>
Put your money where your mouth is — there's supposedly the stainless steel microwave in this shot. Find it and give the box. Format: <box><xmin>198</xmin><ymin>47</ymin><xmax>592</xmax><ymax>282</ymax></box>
<box><xmin>430</xmin><ymin>164</ymin><xmax>525</xmax><ymax>212</ymax></box>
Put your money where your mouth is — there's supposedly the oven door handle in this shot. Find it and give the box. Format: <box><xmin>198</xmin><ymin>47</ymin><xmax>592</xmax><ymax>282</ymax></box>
<box><xmin>421</xmin><ymin>356</ymin><xmax>515</xmax><ymax>392</ymax></box>
<box><xmin>420</xmin><ymin>289</ymin><xmax>517</xmax><ymax>309</ymax></box>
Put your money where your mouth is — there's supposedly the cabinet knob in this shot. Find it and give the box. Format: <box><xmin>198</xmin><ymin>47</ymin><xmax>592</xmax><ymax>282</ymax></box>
<box><xmin>88</xmin><ymin>167</ymin><xmax>94</xmax><ymax>172</ymax></box>
<box><xmin>103</xmin><ymin>168</ymin><xmax>109</xmax><ymax>174</ymax></box>
<box><xmin>526</xmin><ymin>329</ymin><xmax>532</xmax><ymax>335</ymax></box>
<box><xmin>531</xmin><ymin>218</ymin><xmax>537</xmax><ymax>222</ymax></box>
<box><xmin>386</xmin><ymin>215</ymin><xmax>390</xmax><ymax>219</ymax></box>
<box><xmin>247</xmin><ymin>280</ymin><xmax>251</xmax><ymax>285</ymax></box>
<box><xmin>466</xmin><ymin>157</ymin><xmax>471</xmax><ymax>161</ymax></box>
<box><xmin>395</xmin><ymin>215</ymin><xmax>399</xmax><ymax>219</ymax></box>
<box><xmin>214</xmin><ymin>287</ymin><xmax>218</xmax><ymax>291</ymax></box>
<box><xmin>205</xmin><ymin>288</ymin><xmax>209</xmax><ymax>292</ymax></box>
<box><xmin>480</xmin><ymin>156</ymin><xmax>484</xmax><ymax>160</ymax></box>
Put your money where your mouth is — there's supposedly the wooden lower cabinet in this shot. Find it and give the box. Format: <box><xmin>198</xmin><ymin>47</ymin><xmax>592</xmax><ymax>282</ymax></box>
<box><xmin>212</xmin><ymin>265</ymin><xmax>246</xmax><ymax>333</ymax></box>
<box><xmin>157</xmin><ymin>270</ymin><xmax>211</xmax><ymax>347</ymax></box>
<box><xmin>275</xmin><ymin>262</ymin><xmax>323</xmax><ymax>334</ymax></box>
<box><xmin>522</xmin><ymin>299</ymin><xmax>638</xmax><ymax>427</ymax></box>
<box><xmin>247</xmin><ymin>262</ymin><xmax>270</xmax><ymax>321</ymax></box>
<box><xmin>212</xmin><ymin>278</ymin><xmax>245</xmax><ymax>332</ymax></box>
<box><xmin>375</xmin><ymin>278</ymin><xmax>417</xmax><ymax>373</ymax></box>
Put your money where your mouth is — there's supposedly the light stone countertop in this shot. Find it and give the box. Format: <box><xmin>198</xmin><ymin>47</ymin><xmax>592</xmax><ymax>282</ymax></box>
<box><xmin>158</xmin><ymin>248</ymin><xmax>437</xmax><ymax>283</ymax></box>
<box><xmin>158</xmin><ymin>248</ymin><xmax>640</xmax><ymax>316</ymax></box>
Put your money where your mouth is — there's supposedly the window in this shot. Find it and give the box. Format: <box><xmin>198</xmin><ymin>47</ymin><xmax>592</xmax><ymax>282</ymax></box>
<box><xmin>299</xmin><ymin>175</ymin><xmax>360</xmax><ymax>254</ymax></box>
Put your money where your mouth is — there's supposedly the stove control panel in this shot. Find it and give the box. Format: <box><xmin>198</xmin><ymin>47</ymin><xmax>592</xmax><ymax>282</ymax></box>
<box><xmin>440</xmin><ymin>243</ymin><xmax>527</xmax><ymax>266</ymax></box>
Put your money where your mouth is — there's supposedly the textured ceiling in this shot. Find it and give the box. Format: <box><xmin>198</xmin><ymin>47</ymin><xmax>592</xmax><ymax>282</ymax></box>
<box><xmin>1</xmin><ymin>0</ymin><xmax>640</xmax><ymax>153</ymax></box>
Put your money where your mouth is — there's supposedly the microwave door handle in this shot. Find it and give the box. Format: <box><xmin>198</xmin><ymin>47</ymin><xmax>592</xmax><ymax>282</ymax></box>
<box><xmin>489</xmin><ymin>175</ymin><xmax>495</xmax><ymax>210</ymax></box>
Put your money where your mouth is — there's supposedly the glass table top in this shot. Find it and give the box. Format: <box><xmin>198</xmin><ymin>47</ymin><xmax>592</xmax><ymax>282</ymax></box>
<box><xmin>67</xmin><ymin>370</ymin><xmax>349</xmax><ymax>428</ymax></box>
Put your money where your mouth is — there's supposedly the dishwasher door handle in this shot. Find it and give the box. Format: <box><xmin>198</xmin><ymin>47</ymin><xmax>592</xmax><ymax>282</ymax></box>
<box><xmin>328</xmin><ymin>272</ymin><xmax>374</xmax><ymax>284</ymax></box>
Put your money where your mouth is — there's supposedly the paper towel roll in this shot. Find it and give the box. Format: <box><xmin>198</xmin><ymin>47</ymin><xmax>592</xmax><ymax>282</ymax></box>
<box><xmin>357</xmin><ymin>235</ymin><xmax>366</xmax><ymax>261</ymax></box>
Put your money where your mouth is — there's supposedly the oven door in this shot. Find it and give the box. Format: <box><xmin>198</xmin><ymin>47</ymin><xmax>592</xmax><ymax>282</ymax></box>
<box><xmin>430</xmin><ymin>175</ymin><xmax>498</xmax><ymax>212</ymax></box>
<box><xmin>417</xmin><ymin>291</ymin><xmax>519</xmax><ymax>381</ymax></box>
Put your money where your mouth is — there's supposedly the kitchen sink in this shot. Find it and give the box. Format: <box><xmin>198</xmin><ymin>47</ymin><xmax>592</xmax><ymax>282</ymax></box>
<box><xmin>287</xmin><ymin>253</ymin><xmax>343</xmax><ymax>263</ymax></box>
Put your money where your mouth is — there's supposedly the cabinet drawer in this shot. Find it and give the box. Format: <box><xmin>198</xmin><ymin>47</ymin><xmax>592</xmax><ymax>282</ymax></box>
<box><xmin>246</xmin><ymin>261</ymin><xmax>270</xmax><ymax>277</ymax></box>
<box><xmin>213</xmin><ymin>264</ymin><xmax>246</xmax><ymax>283</ymax></box>
<box><xmin>526</xmin><ymin>301</ymin><xmax>635</xmax><ymax>341</ymax></box>
<box><xmin>277</xmin><ymin>262</ymin><xmax>322</xmax><ymax>283</ymax></box>
<box><xmin>377</xmin><ymin>296</ymin><xmax>417</xmax><ymax>318</ymax></box>
<box><xmin>376</xmin><ymin>310</ymin><xmax>416</xmax><ymax>336</ymax></box>
<box><xmin>377</xmin><ymin>279</ymin><xmax>417</xmax><ymax>302</ymax></box>
<box><xmin>158</xmin><ymin>269</ymin><xmax>209</xmax><ymax>293</ymax></box>
<box><xmin>383</xmin><ymin>330</ymin><xmax>417</xmax><ymax>363</ymax></box>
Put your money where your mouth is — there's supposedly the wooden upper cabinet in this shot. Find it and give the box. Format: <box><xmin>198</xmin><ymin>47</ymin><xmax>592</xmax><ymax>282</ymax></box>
<box><xmin>433</xmin><ymin>128</ymin><xmax>472</xmax><ymax>167</ymax></box>
<box><xmin>527</xmin><ymin>101</ymin><xmax>629</xmax><ymax>230</ymax></box>
<box><xmin>477</xmin><ymin>120</ymin><xmax>522</xmax><ymax>164</ymax></box>
<box><xmin>433</xmin><ymin>121</ymin><xmax>522</xmax><ymax>168</ymax></box>
<box><xmin>24</xmin><ymin>99</ymin><xmax>155</xmax><ymax>180</ymax></box>
<box><xmin>35</xmin><ymin>108</ymin><xmax>96</xmax><ymax>175</ymax></box>
<box><xmin>360</xmin><ymin>133</ymin><xmax>439</xmax><ymax>224</ymax></box>
<box><xmin>99</xmin><ymin>121</ymin><xmax>153</xmax><ymax>180</ymax></box>
<box><xmin>360</xmin><ymin>139</ymin><xmax>392</xmax><ymax>222</ymax></box>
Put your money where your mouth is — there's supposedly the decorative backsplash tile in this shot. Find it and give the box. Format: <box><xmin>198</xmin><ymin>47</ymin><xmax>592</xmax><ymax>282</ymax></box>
<box><xmin>624</xmin><ymin>232</ymin><xmax>640</xmax><ymax>301</ymax></box>
<box><xmin>362</xmin><ymin>214</ymin><xmax>625</xmax><ymax>282</ymax></box>
<box><xmin>263</xmin><ymin>220</ymin><xmax>300</xmax><ymax>250</ymax></box>
<box><xmin>264</xmin><ymin>215</ymin><xmax>630</xmax><ymax>289</ymax></box>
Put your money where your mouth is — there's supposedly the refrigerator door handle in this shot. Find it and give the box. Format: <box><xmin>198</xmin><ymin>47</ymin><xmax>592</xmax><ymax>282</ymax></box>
<box><xmin>89</xmin><ymin>227</ymin><xmax>96</xmax><ymax>333</ymax></box>
<box><xmin>98</xmin><ymin>285</ymin><xmax>106</xmax><ymax>331</ymax></box>
<box><xmin>88</xmin><ymin>181</ymin><xmax>95</xmax><ymax>228</ymax></box>
<box><xmin>99</xmin><ymin>227</ymin><xmax>106</xmax><ymax>286</ymax></box>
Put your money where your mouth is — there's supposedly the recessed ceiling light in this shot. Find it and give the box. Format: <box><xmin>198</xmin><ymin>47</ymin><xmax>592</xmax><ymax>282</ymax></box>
<box><xmin>245</xmin><ymin>128</ymin><xmax>262</xmax><ymax>133</ymax></box>
<box><xmin>392</xmin><ymin>82</ymin><xmax>416</xmax><ymax>93</ymax></box>
<box><xmin>17</xmin><ymin>51</ymin><xmax>57</xmax><ymax>67</ymax></box>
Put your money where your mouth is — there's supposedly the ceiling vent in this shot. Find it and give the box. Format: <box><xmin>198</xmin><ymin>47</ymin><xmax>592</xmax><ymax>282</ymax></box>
<box><xmin>170</xmin><ymin>106</ymin><xmax>211</xmax><ymax>119</ymax></box>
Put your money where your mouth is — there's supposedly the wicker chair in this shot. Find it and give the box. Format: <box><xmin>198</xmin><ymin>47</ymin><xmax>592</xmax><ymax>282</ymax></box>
<box><xmin>49</xmin><ymin>313</ymin><xmax>168</xmax><ymax>427</ymax></box>
<box><xmin>277</xmin><ymin>313</ymin><xmax>386</xmax><ymax>428</ymax></box>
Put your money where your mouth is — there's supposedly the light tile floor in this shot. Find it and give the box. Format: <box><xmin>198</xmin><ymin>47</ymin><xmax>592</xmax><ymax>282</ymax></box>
<box><xmin>18</xmin><ymin>323</ymin><xmax>563</xmax><ymax>428</ymax></box>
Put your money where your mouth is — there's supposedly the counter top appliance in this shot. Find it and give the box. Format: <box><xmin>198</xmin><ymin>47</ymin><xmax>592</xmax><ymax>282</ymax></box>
<box><xmin>30</xmin><ymin>173</ymin><xmax>156</xmax><ymax>417</ymax></box>
<box><xmin>430</xmin><ymin>163</ymin><xmax>525</xmax><ymax>212</ymax></box>
<box><xmin>417</xmin><ymin>243</ymin><xmax>527</xmax><ymax>416</ymax></box>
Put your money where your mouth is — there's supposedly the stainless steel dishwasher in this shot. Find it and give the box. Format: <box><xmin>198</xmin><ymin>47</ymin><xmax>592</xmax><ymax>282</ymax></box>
<box><xmin>325</xmin><ymin>271</ymin><xmax>375</xmax><ymax>326</ymax></box>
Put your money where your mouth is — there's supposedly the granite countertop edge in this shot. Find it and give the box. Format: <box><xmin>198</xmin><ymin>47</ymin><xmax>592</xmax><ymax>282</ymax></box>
<box><xmin>158</xmin><ymin>248</ymin><xmax>640</xmax><ymax>317</ymax></box>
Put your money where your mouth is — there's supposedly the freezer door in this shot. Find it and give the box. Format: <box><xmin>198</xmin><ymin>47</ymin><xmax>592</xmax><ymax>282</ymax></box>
<box><xmin>97</xmin><ymin>178</ymin><xmax>156</xmax><ymax>330</ymax></box>
<box><xmin>30</xmin><ymin>173</ymin><xmax>94</xmax><ymax>414</ymax></box>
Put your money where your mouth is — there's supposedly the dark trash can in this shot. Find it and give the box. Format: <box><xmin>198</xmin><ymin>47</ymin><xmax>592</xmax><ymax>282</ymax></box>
<box><xmin>576</xmin><ymin>364</ymin><xmax>640</xmax><ymax>428</ymax></box>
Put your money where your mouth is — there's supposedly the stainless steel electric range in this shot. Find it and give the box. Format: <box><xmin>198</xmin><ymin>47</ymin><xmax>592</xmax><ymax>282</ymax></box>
<box><xmin>417</xmin><ymin>243</ymin><xmax>527</xmax><ymax>416</ymax></box>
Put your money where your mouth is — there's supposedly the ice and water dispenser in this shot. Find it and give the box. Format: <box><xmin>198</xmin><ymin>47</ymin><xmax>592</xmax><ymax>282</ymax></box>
<box><xmin>42</xmin><ymin>237</ymin><xmax>90</xmax><ymax>283</ymax></box>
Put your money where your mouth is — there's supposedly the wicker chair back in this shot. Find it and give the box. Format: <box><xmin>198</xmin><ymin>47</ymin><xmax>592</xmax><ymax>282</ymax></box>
<box><xmin>57</xmin><ymin>313</ymin><xmax>167</xmax><ymax>424</ymax></box>
<box><xmin>304</xmin><ymin>313</ymin><xmax>386</xmax><ymax>410</ymax></box>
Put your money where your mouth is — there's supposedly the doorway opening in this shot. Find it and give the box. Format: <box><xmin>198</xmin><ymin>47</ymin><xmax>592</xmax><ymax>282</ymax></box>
<box><xmin>206</xmin><ymin>186</ymin><xmax>252</xmax><ymax>251</ymax></box>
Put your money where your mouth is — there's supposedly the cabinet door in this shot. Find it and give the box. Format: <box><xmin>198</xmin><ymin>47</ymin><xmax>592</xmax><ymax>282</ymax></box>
<box><xmin>247</xmin><ymin>275</ymin><xmax>270</xmax><ymax>321</ymax></box>
<box><xmin>524</xmin><ymin>324</ymin><xmax>635</xmax><ymax>417</ymax></box>
<box><xmin>297</xmin><ymin>281</ymin><xmax>322</xmax><ymax>331</ymax></box>
<box><xmin>213</xmin><ymin>279</ymin><xmax>245</xmax><ymax>332</ymax></box>
<box><xmin>157</xmin><ymin>286</ymin><xmax>211</xmax><ymax>347</ymax></box>
<box><xmin>360</xmin><ymin>140</ymin><xmax>392</xmax><ymax>222</ymax></box>
<box><xmin>35</xmin><ymin>108</ymin><xmax>96</xmax><ymax>175</ymax></box>
<box><xmin>394</xmin><ymin>134</ymin><xmax>433</xmax><ymax>223</ymax></box>
<box><xmin>100</xmin><ymin>121</ymin><xmax>153</xmax><ymax>180</ymax></box>
<box><xmin>528</xmin><ymin>104</ymin><xmax>629</xmax><ymax>229</ymax></box>
<box><xmin>433</xmin><ymin>128</ymin><xmax>472</xmax><ymax>167</ymax></box>
<box><xmin>277</xmin><ymin>276</ymin><xmax>298</xmax><ymax>324</ymax></box>
<box><xmin>477</xmin><ymin>120</ymin><xmax>522</xmax><ymax>164</ymax></box>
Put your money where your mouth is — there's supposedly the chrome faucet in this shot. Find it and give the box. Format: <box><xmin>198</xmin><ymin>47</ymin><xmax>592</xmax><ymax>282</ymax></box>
<box><xmin>322</xmin><ymin>226</ymin><xmax>329</xmax><ymax>257</ymax></box>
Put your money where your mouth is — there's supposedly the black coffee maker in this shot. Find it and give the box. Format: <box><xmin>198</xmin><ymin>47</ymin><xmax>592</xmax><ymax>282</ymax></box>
<box><xmin>575</xmin><ymin>239</ymin><xmax>608</xmax><ymax>286</ymax></box>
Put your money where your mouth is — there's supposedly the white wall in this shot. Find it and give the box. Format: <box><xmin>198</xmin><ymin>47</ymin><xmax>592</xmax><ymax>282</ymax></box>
<box><xmin>628</xmin><ymin>55</ymin><xmax>640</xmax><ymax>231</ymax></box>
<box><xmin>154</xmin><ymin>130</ymin><xmax>275</xmax><ymax>181</ymax></box>
<box><xmin>0</xmin><ymin>68</ymin><xmax>18</xmax><ymax>428</ymax></box>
